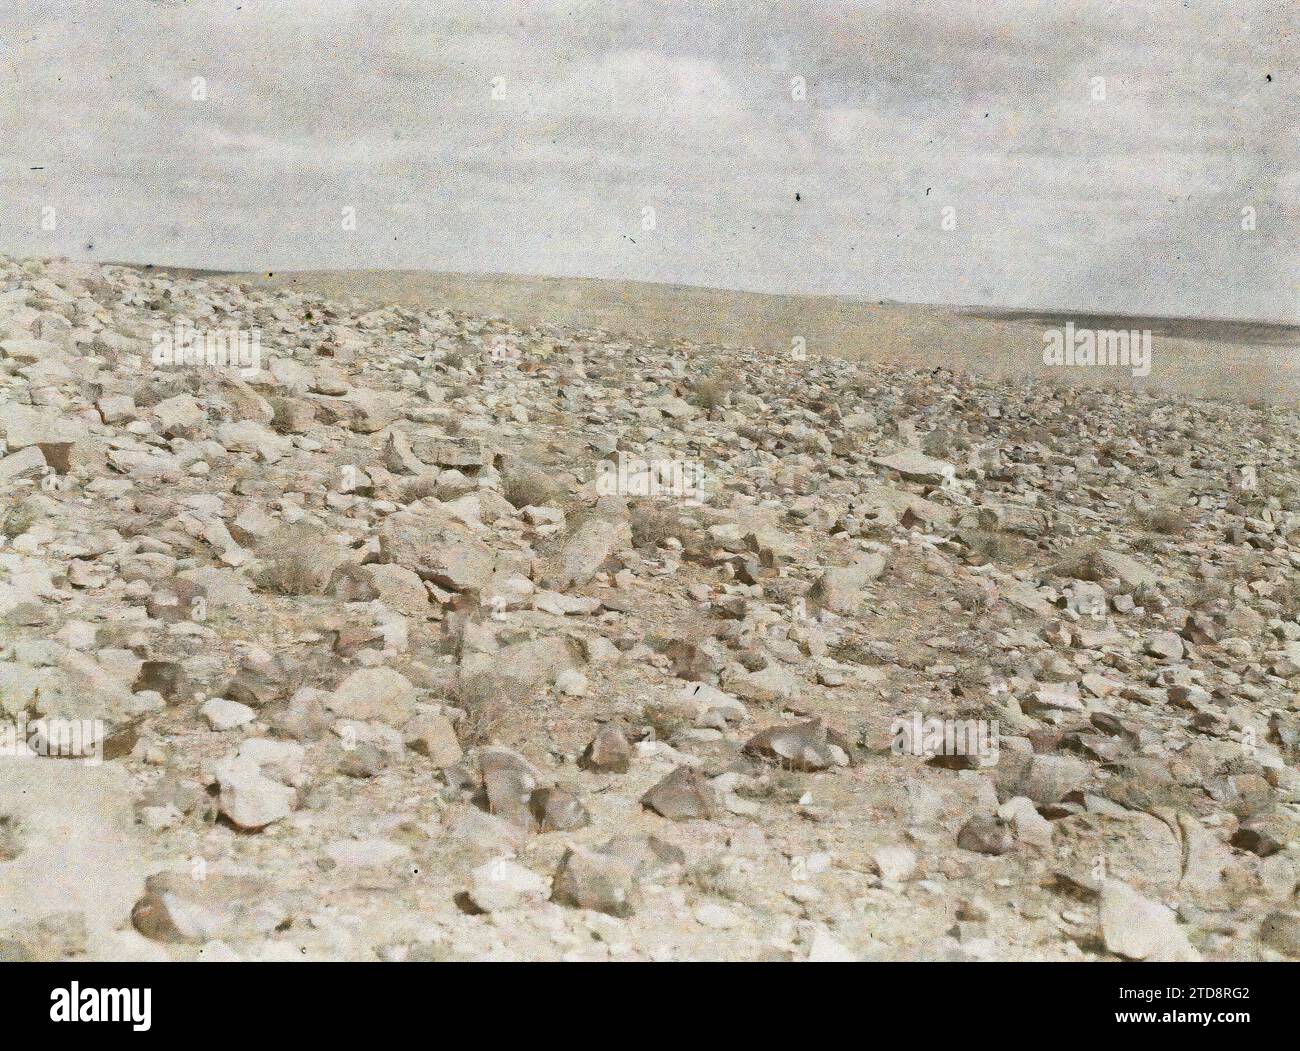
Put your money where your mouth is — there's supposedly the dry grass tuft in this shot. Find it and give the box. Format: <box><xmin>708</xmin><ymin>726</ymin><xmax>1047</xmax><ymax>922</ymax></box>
<box><xmin>255</xmin><ymin>523</ymin><xmax>334</xmax><ymax>595</ymax></box>
<box><xmin>1</xmin><ymin>503</ymin><xmax>38</xmax><ymax>541</ymax></box>
<box><xmin>1133</xmin><ymin>502</ymin><xmax>1190</xmax><ymax>536</ymax></box>
<box><xmin>691</xmin><ymin>376</ymin><xmax>731</xmax><ymax>411</ymax></box>
<box><xmin>502</xmin><ymin>468</ymin><xmax>562</xmax><ymax>510</ymax></box>
<box><xmin>629</xmin><ymin>499</ymin><xmax>683</xmax><ymax>549</ymax></box>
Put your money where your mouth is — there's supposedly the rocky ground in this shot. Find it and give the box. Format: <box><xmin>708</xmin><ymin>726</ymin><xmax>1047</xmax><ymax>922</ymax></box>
<box><xmin>1</xmin><ymin>254</ymin><xmax>1299</xmax><ymax>962</ymax></box>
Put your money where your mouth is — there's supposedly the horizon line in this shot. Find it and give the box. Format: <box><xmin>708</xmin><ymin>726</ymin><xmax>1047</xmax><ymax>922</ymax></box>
<box><xmin>47</xmin><ymin>254</ymin><xmax>1300</xmax><ymax>331</ymax></box>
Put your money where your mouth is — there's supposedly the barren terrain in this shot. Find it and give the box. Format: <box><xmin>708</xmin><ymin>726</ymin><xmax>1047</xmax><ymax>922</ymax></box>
<box><xmin>2</xmin><ymin>256</ymin><xmax>1299</xmax><ymax>961</ymax></box>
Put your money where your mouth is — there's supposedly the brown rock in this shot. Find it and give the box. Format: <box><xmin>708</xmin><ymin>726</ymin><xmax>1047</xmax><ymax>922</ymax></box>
<box><xmin>743</xmin><ymin>718</ymin><xmax>852</xmax><ymax>771</ymax></box>
<box><xmin>551</xmin><ymin>846</ymin><xmax>638</xmax><ymax>917</ymax></box>
<box><xmin>581</xmin><ymin>725</ymin><xmax>632</xmax><ymax>773</ymax></box>
<box><xmin>957</xmin><ymin>814</ymin><xmax>1014</xmax><ymax>855</ymax></box>
<box><xmin>529</xmin><ymin>787</ymin><xmax>590</xmax><ymax>832</ymax></box>
<box><xmin>640</xmin><ymin>765</ymin><xmax>716</xmax><ymax>821</ymax></box>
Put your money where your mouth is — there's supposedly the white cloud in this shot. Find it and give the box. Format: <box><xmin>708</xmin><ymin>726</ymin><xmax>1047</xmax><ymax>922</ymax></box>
<box><xmin>0</xmin><ymin>0</ymin><xmax>1294</xmax><ymax>318</ymax></box>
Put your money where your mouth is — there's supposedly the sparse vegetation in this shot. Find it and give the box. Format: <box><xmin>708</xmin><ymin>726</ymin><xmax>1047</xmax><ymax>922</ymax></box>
<box><xmin>255</xmin><ymin>523</ymin><xmax>334</xmax><ymax>595</ymax></box>
<box><xmin>0</xmin><ymin>815</ymin><xmax>24</xmax><ymax>863</ymax></box>
<box><xmin>628</xmin><ymin>499</ymin><xmax>682</xmax><ymax>549</ymax></box>
<box><xmin>1184</xmin><ymin>579</ymin><xmax>1230</xmax><ymax>610</ymax></box>
<box><xmin>683</xmin><ymin>856</ymin><xmax>749</xmax><ymax>902</ymax></box>
<box><xmin>451</xmin><ymin>673</ymin><xmax>510</xmax><ymax>745</ymax></box>
<box><xmin>961</xmin><ymin>527</ymin><xmax>1030</xmax><ymax>564</ymax></box>
<box><xmin>399</xmin><ymin>474</ymin><xmax>441</xmax><ymax>503</ymax></box>
<box><xmin>690</xmin><ymin>375</ymin><xmax>731</xmax><ymax>411</ymax></box>
<box><xmin>1132</xmin><ymin>502</ymin><xmax>1190</xmax><ymax>536</ymax></box>
<box><xmin>10</xmin><ymin>245</ymin><xmax>1300</xmax><ymax>964</ymax></box>
<box><xmin>1</xmin><ymin>503</ymin><xmax>38</xmax><ymax>541</ymax></box>
<box><xmin>735</xmin><ymin>769</ymin><xmax>806</xmax><ymax>805</ymax></box>
<box><xmin>642</xmin><ymin>700</ymin><xmax>691</xmax><ymax>743</ymax></box>
<box><xmin>502</xmin><ymin>468</ymin><xmax>561</xmax><ymax>510</ymax></box>
<box><xmin>954</xmin><ymin>582</ymin><xmax>993</xmax><ymax>613</ymax></box>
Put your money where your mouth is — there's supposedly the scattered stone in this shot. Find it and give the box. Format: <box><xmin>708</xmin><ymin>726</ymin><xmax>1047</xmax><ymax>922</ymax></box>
<box><xmin>529</xmin><ymin>786</ymin><xmax>590</xmax><ymax>832</ymax></box>
<box><xmin>4</xmin><ymin>253</ymin><xmax>1296</xmax><ymax>962</ymax></box>
<box><xmin>478</xmin><ymin>747</ymin><xmax>542</xmax><ymax>829</ymax></box>
<box><xmin>872</xmin><ymin>845</ymin><xmax>919</xmax><ymax>883</ymax></box>
<box><xmin>957</xmin><ymin>815</ymin><xmax>1014</xmax><ymax>856</ymax></box>
<box><xmin>214</xmin><ymin>758</ymin><xmax>295</xmax><ymax>830</ymax></box>
<box><xmin>325</xmin><ymin>667</ymin><xmax>417</xmax><ymax>726</ymax></box>
<box><xmin>551</xmin><ymin>846</ymin><xmax>638</xmax><ymax>917</ymax></box>
<box><xmin>581</xmin><ymin>725</ymin><xmax>632</xmax><ymax>773</ymax></box>
<box><xmin>871</xmin><ymin>449</ymin><xmax>957</xmax><ymax>485</ymax></box>
<box><xmin>743</xmin><ymin>719</ymin><xmax>852</xmax><ymax>771</ymax></box>
<box><xmin>403</xmin><ymin>712</ymin><xmax>462</xmax><ymax>766</ymax></box>
<box><xmin>1099</xmin><ymin>879</ymin><xmax>1199</xmax><ymax>961</ymax></box>
<box><xmin>201</xmin><ymin>697</ymin><xmax>255</xmax><ymax>732</ymax></box>
<box><xmin>132</xmin><ymin>871</ymin><xmax>281</xmax><ymax>944</ymax></box>
<box><xmin>810</xmin><ymin>554</ymin><xmax>886</xmax><ymax>614</ymax></box>
<box><xmin>640</xmin><ymin>765</ymin><xmax>716</xmax><ymax>821</ymax></box>
<box><xmin>807</xmin><ymin>928</ymin><xmax>857</xmax><ymax>962</ymax></box>
<box><xmin>467</xmin><ymin>858</ymin><xmax>548</xmax><ymax>913</ymax></box>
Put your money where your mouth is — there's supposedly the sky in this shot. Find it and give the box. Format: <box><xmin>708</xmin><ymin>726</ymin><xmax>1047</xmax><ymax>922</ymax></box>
<box><xmin>1</xmin><ymin>0</ymin><xmax>1296</xmax><ymax>319</ymax></box>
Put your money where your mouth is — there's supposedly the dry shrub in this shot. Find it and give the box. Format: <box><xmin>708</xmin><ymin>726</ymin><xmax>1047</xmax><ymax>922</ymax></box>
<box><xmin>642</xmin><ymin>700</ymin><xmax>691</xmax><ymax>743</ymax></box>
<box><xmin>629</xmin><ymin>499</ymin><xmax>682</xmax><ymax>549</ymax></box>
<box><xmin>1184</xmin><ymin>579</ymin><xmax>1229</xmax><ymax>611</ymax></box>
<box><xmin>1</xmin><ymin>502</ymin><xmax>38</xmax><ymax>540</ymax></box>
<box><xmin>1133</xmin><ymin>503</ymin><xmax>1189</xmax><ymax>536</ymax></box>
<box><xmin>451</xmin><ymin>671</ymin><xmax>530</xmax><ymax>746</ymax></box>
<box><xmin>691</xmin><ymin>376</ymin><xmax>731</xmax><ymax>411</ymax></box>
<box><xmin>1269</xmin><ymin>579</ymin><xmax>1300</xmax><ymax>615</ymax></box>
<box><xmin>961</xmin><ymin>528</ymin><xmax>1031</xmax><ymax>565</ymax></box>
<box><xmin>256</xmin><ymin>523</ymin><xmax>333</xmax><ymax>595</ymax></box>
<box><xmin>954</xmin><ymin>582</ymin><xmax>993</xmax><ymax>613</ymax></box>
<box><xmin>502</xmin><ymin>467</ymin><xmax>562</xmax><ymax>509</ymax></box>
<box><xmin>734</xmin><ymin>769</ymin><xmax>806</xmax><ymax>805</ymax></box>
<box><xmin>683</xmin><ymin>856</ymin><xmax>749</xmax><ymax>902</ymax></box>
<box><xmin>399</xmin><ymin>474</ymin><xmax>440</xmax><ymax>503</ymax></box>
<box><xmin>456</xmin><ymin>702</ymin><xmax>504</xmax><ymax>747</ymax></box>
<box><xmin>0</xmin><ymin>816</ymin><xmax>23</xmax><ymax>863</ymax></box>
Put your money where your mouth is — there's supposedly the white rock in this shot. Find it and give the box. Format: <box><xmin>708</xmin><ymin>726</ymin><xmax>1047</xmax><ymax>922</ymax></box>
<box><xmin>468</xmin><ymin>857</ymin><xmax>549</xmax><ymax>912</ymax></box>
<box><xmin>806</xmin><ymin>928</ymin><xmax>857</xmax><ymax>962</ymax></box>
<box><xmin>1099</xmin><ymin>879</ymin><xmax>1199</xmax><ymax>961</ymax></box>
<box><xmin>872</xmin><ymin>845</ymin><xmax>919</xmax><ymax>883</ymax></box>
<box><xmin>214</xmin><ymin>757</ymin><xmax>295</xmax><ymax>830</ymax></box>
<box><xmin>556</xmin><ymin>669</ymin><xmax>589</xmax><ymax>696</ymax></box>
<box><xmin>323</xmin><ymin>838</ymin><xmax>410</xmax><ymax>869</ymax></box>
<box><xmin>201</xmin><ymin>697</ymin><xmax>255</xmax><ymax>731</ymax></box>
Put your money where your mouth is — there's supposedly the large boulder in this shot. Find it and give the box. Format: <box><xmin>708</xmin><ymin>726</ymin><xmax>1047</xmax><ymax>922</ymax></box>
<box><xmin>377</xmin><ymin>513</ymin><xmax>495</xmax><ymax>592</ymax></box>
<box><xmin>0</xmin><ymin>758</ymin><xmax>147</xmax><ymax>957</ymax></box>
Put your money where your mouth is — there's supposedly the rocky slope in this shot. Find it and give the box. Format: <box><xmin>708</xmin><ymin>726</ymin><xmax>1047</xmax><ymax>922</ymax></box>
<box><xmin>1</xmin><ymin>255</ymin><xmax>1298</xmax><ymax>961</ymax></box>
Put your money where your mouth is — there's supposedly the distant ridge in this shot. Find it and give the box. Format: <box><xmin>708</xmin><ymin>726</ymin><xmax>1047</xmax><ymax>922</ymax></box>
<box><xmin>94</xmin><ymin>261</ymin><xmax>1299</xmax><ymax>403</ymax></box>
<box><xmin>101</xmin><ymin>260</ymin><xmax>1298</xmax><ymax>332</ymax></box>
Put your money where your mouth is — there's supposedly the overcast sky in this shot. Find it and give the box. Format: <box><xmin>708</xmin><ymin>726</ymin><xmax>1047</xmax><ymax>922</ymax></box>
<box><xmin>2</xmin><ymin>0</ymin><xmax>1295</xmax><ymax>319</ymax></box>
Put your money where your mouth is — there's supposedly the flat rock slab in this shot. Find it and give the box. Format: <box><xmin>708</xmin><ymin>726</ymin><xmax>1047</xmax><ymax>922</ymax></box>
<box><xmin>0</xmin><ymin>758</ymin><xmax>147</xmax><ymax>956</ymax></box>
